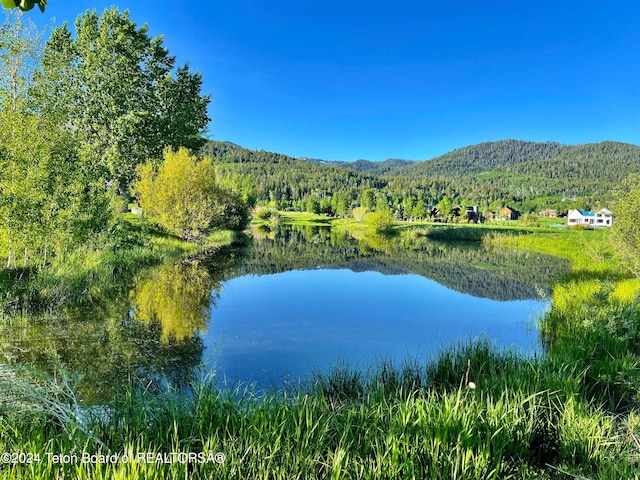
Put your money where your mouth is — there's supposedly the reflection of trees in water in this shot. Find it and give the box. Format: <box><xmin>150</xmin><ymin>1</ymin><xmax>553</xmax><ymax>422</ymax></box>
<box><xmin>1</xmin><ymin>306</ymin><xmax>205</xmax><ymax>403</ymax></box>
<box><xmin>2</xmin><ymin>230</ymin><xmax>567</xmax><ymax>403</ymax></box>
<box><xmin>1</xmin><ymin>245</ymin><xmax>244</xmax><ymax>403</ymax></box>
<box><xmin>131</xmin><ymin>260</ymin><xmax>216</xmax><ymax>342</ymax></box>
<box><xmin>234</xmin><ymin>226</ymin><xmax>569</xmax><ymax>301</ymax></box>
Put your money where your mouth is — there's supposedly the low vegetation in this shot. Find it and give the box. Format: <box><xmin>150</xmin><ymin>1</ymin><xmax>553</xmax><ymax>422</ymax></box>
<box><xmin>2</xmin><ymin>223</ymin><xmax>640</xmax><ymax>478</ymax></box>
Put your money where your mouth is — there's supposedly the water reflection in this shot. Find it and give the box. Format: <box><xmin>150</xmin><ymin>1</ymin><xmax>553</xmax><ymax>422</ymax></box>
<box><xmin>205</xmin><ymin>226</ymin><xmax>567</xmax><ymax>389</ymax></box>
<box><xmin>233</xmin><ymin>226</ymin><xmax>569</xmax><ymax>301</ymax></box>
<box><xmin>1</xmin><ymin>245</ymin><xmax>244</xmax><ymax>403</ymax></box>
<box><xmin>1</xmin><ymin>227</ymin><xmax>569</xmax><ymax>403</ymax></box>
<box><xmin>131</xmin><ymin>260</ymin><xmax>216</xmax><ymax>342</ymax></box>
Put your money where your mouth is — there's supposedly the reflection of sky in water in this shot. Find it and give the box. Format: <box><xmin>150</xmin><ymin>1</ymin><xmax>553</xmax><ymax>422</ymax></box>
<box><xmin>201</xmin><ymin>268</ymin><xmax>547</xmax><ymax>390</ymax></box>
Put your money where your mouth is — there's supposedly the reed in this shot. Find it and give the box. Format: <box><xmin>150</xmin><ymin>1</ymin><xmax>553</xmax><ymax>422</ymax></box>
<box><xmin>1</xmin><ymin>333</ymin><xmax>636</xmax><ymax>479</ymax></box>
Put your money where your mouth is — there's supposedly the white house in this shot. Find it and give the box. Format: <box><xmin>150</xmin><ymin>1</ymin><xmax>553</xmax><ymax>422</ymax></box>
<box><xmin>567</xmin><ymin>208</ymin><xmax>613</xmax><ymax>227</ymax></box>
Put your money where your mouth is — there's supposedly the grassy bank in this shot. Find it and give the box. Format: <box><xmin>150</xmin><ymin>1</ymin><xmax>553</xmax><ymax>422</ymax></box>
<box><xmin>2</xmin><ymin>220</ymin><xmax>640</xmax><ymax>478</ymax></box>
<box><xmin>1</xmin><ymin>340</ymin><xmax>637</xmax><ymax>479</ymax></box>
<box><xmin>0</xmin><ymin>215</ymin><xmax>237</xmax><ymax>316</ymax></box>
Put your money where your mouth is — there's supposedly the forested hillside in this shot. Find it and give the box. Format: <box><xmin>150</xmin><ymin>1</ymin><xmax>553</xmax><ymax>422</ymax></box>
<box><xmin>391</xmin><ymin>140</ymin><xmax>569</xmax><ymax>177</ymax></box>
<box><xmin>201</xmin><ymin>139</ymin><xmax>640</xmax><ymax>216</ymax></box>
<box><xmin>337</xmin><ymin>158</ymin><xmax>416</xmax><ymax>176</ymax></box>
<box><xmin>507</xmin><ymin>142</ymin><xmax>640</xmax><ymax>196</ymax></box>
<box><xmin>201</xmin><ymin>141</ymin><xmax>387</xmax><ymax>215</ymax></box>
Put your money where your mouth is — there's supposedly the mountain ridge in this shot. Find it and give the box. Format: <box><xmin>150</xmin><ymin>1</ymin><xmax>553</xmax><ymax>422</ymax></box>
<box><xmin>200</xmin><ymin>138</ymin><xmax>640</xmax><ymax>213</ymax></box>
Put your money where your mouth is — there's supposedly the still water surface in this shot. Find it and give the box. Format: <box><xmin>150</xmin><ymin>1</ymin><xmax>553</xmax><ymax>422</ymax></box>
<box><xmin>203</xmin><ymin>267</ymin><xmax>545</xmax><ymax>390</ymax></box>
<box><xmin>3</xmin><ymin>226</ymin><xmax>569</xmax><ymax>401</ymax></box>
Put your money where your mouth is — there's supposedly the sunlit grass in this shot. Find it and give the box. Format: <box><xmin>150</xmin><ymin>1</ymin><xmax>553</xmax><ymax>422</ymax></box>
<box><xmin>1</xmin><ymin>342</ymin><xmax>636</xmax><ymax>479</ymax></box>
<box><xmin>0</xmin><ymin>215</ymin><xmax>235</xmax><ymax>315</ymax></box>
<box><xmin>486</xmin><ymin>228</ymin><xmax>620</xmax><ymax>275</ymax></box>
<box><xmin>551</xmin><ymin>279</ymin><xmax>602</xmax><ymax>316</ymax></box>
<box><xmin>610</xmin><ymin>278</ymin><xmax>640</xmax><ymax>305</ymax></box>
<box><xmin>277</xmin><ymin>211</ymin><xmax>333</xmax><ymax>226</ymax></box>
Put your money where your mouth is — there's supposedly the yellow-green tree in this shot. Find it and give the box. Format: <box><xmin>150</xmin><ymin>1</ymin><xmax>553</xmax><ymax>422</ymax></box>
<box><xmin>612</xmin><ymin>176</ymin><xmax>640</xmax><ymax>277</ymax></box>
<box><xmin>135</xmin><ymin>147</ymin><xmax>251</xmax><ymax>240</ymax></box>
<box><xmin>364</xmin><ymin>209</ymin><xmax>395</xmax><ymax>232</ymax></box>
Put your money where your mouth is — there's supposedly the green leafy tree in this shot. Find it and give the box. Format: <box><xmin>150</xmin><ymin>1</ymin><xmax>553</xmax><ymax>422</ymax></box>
<box><xmin>412</xmin><ymin>200</ymin><xmax>426</xmax><ymax>219</ymax></box>
<box><xmin>375</xmin><ymin>195</ymin><xmax>390</xmax><ymax>212</ymax></box>
<box><xmin>437</xmin><ymin>196</ymin><xmax>453</xmax><ymax>218</ymax></box>
<box><xmin>0</xmin><ymin>9</ymin><xmax>42</xmax><ymax>111</ymax></box>
<box><xmin>0</xmin><ymin>11</ymin><xmax>110</xmax><ymax>266</ymax></box>
<box><xmin>612</xmin><ymin>176</ymin><xmax>640</xmax><ymax>276</ymax></box>
<box><xmin>360</xmin><ymin>189</ymin><xmax>376</xmax><ymax>209</ymax></box>
<box><xmin>34</xmin><ymin>7</ymin><xmax>210</xmax><ymax>196</ymax></box>
<box><xmin>331</xmin><ymin>193</ymin><xmax>348</xmax><ymax>217</ymax></box>
<box><xmin>365</xmin><ymin>209</ymin><xmax>394</xmax><ymax>232</ymax></box>
<box><xmin>134</xmin><ymin>148</ymin><xmax>249</xmax><ymax>241</ymax></box>
<box><xmin>319</xmin><ymin>197</ymin><xmax>332</xmax><ymax>215</ymax></box>
<box><xmin>306</xmin><ymin>197</ymin><xmax>320</xmax><ymax>214</ymax></box>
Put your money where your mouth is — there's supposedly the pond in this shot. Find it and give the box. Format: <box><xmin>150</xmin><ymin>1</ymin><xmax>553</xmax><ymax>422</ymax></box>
<box><xmin>2</xmin><ymin>226</ymin><xmax>569</xmax><ymax>402</ymax></box>
<box><xmin>201</xmin><ymin>226</ymin><xmax>561</xmax><ymax>390</ymax></box>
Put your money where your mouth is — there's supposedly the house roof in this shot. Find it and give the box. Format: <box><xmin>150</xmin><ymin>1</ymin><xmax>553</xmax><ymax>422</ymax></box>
<box><xmin>576</xmin><ymin>209</ymin><xmax>595</xmax><ymax>217</ymax></box>
<box><xmin>571</xmin><ymin>208</ymin><xmax>613</xmax><ymax>217</ymax></box>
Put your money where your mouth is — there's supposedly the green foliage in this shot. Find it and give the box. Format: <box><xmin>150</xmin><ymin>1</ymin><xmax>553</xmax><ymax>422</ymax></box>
<box><xmin>364</xmin><ymin>209</ymin><xmax>395</xmax><ymax>232</ymax></box>
<box><xmin>1</xmin><ymin>337</ymin><xmax>635</xmax><ymax>479</ymax></box>
<box><xmin>1</xmin><ymin>0</ymin><xmax>46</xmax><ymax>13</ymax></box>
<box><xmin>134</xmin><ymin>148</ymin><xmax>250</xmax><ymax>241</ymax></box>
<box><xmin>612</xmin><ymin>176</ymin><xmax>640</xmax><ymax>277</ymax></box>
<box><xmin>0</xmin><ymin>12</ymin><xmax>116</xmax><ymax>266</ymax></box>
<box><xmin>3</xmin><ymin>221</ymin><xmax>640</xmax><ymax>478</ymax></box>
<box><xmin>201</xmin><ymin>139</ymin><xmax>640</xmax><ymax>222</ymax></box>
<box><xmin>252</xmin><ymin>205</ymin><xmax>279</xmax><ymax>221</ymax></box>
<box><xmin>202</xmin><ymin>141</ymin><xmax>385</xmax><ymax>213</ymax></box>
<box><xmin>305</xmin><ymin>196</ymin><xmax>320</xmax><ymax>214</ymax></box>
<box><xmin>436</xmin><ymin>196</ymin><xmax>452</xmax><ymax>218</ymax></box>
<box><xmin>34</xmin><ymin>7</ymin><xmax>210</xmax><ymax>195</ymax></box>
<box><xmin>0</xmin><ymin>111</ymin><xmax>112</xmax><ymax>265</ymax></box>
<box><xmin>0</xmin><ymin>9</ymin><xmax>43</xmax><ymax>111</ymax></box>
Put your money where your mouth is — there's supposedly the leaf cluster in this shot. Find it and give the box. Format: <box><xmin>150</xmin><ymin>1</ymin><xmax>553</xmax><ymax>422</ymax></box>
<box><xmin>134</xmin><ymin>148</ymin><xmax>251</xmax><ymax>241</ymax></box>
<box><xmin>1</xmin><ymin>0</ymin><xmax>46</xmax><ymax>13</ymax></box>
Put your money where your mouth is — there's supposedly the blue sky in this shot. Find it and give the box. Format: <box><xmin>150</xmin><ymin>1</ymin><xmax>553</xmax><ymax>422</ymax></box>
<box><xmin>27</xmin><ymin>1</ymin><xmax>640</xmax><ymax>161</ymax></box>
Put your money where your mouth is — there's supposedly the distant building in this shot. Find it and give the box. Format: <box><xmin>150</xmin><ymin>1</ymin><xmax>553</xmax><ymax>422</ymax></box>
<box><xmin>567</xmin><ymin>208</ymin><xmax>613</xmax><ymax>227</ymax></box>
<box><xmin>539</xmin><ymin>209</ymin><xmax>558</xmax><ymax>218</ymax></box>
<box><xmin>465</xmin><ymin>206</ymin><xmax>479</xmax><ymax>223</ymax></box>
<box><xmin>498</xmin><ymin>206</ymin><xmax>520</xmax><ymax>220</ymax></box>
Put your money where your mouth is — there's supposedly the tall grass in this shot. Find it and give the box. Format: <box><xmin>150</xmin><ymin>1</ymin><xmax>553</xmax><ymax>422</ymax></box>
<box><xmin>0</xmin><ymin>216</ymin><xmax>237</xmax><ymax>315</ymax></box>
<box><xmin>1</xmin><ymin>342</ymin><xmax>635</xmax><ymax>479</ymax></box>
